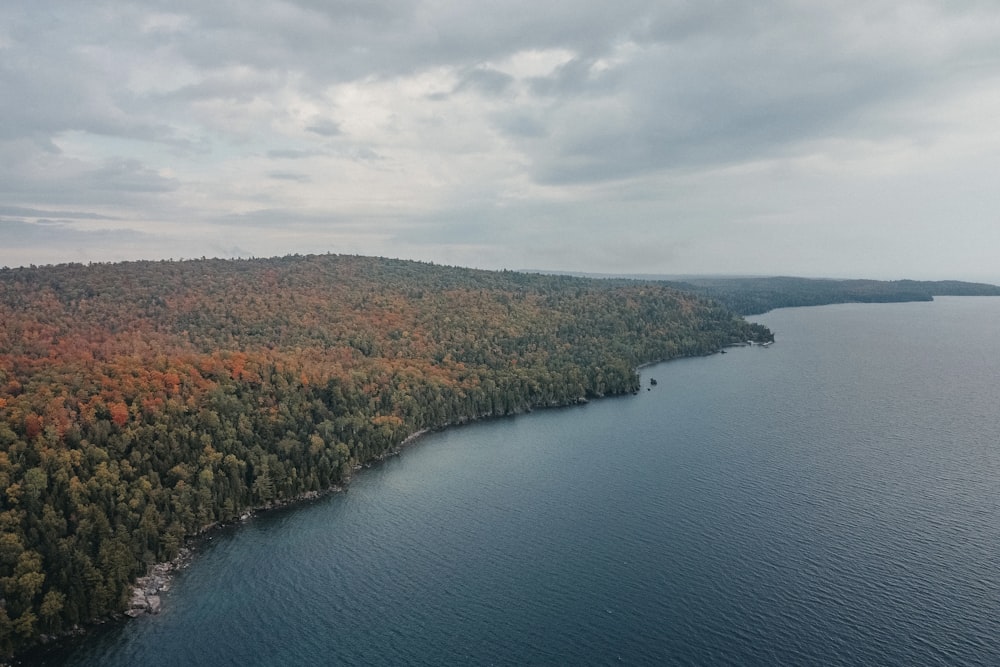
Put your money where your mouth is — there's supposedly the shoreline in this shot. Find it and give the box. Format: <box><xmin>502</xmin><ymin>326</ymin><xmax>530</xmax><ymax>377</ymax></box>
<box><xmin>12</xmin><ymin>482</ymin><xmax>348</xmax><ymax>665</ymax></box>
<box><xmin>13</xmin><ymin>354</ymin><xmax>709</xmax><ymax>663</ymax></box>
<box><xmin>114</xmin><ymin>391</ymin><xmax>638</xmax><ymax>618</ymax></box>
<box><xmin>123</xmin><ymin>483</ymin><xmax>348</xmax><ymax>619</ymax></box>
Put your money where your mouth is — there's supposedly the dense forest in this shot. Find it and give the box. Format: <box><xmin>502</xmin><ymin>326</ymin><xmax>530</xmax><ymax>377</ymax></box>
<box><xmin>0</xmin><ymin>254</ymin><xmax>772</xmax><ymax>657</ymax></box>
<box><xmin>663</xmin><ymin>276</ymin><xmax>1000</xmax><ymax>315</ymax></box>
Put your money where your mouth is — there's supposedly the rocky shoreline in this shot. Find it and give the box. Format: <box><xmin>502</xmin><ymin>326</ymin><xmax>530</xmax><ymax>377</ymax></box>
<box><xmin>22</xmin><ymin>397</ymin><xmax>630</xmax><ymax>660</ymax></box>
<box><xmin>121</xmin><ymin>423</ymin><xmax>532</xmax><ymax>618</ymax></box>
<box><xmin>123</xmin><ymin>485</ymin><xmax>344</xmax><ymax>618</ymax></box>
<box><xmin>28</xmin><ymin>397</ymin><xmax>632</xmax><ymax>655</ymax></box>
<box><xmin>125</xmin><ymin>548</ymin><xmax>193</xmax><ymax>617</ymax></box>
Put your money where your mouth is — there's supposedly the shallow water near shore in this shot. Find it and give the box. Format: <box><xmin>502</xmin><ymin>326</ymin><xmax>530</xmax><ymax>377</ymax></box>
<box><xmin>35</xmin><ymin>297</ymin><xmax>1000</xmax><ymax>665</ymax></box>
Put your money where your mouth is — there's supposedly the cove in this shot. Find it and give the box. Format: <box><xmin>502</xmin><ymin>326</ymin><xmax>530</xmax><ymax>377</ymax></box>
<box><xmin>34</xmin><ymin>297</ymin><xmax>1000</xmax><ymax>666</ymax></box>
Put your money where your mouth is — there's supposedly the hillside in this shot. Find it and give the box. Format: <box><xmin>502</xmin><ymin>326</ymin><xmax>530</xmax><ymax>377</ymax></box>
<box><xmin>0</xmin><ymin>254</ymin><xmax>771</xmax><ymax>656</ymax></box>
<box><xmin>662</xmin><ymin>276</ymin><xmax>1000</xmax><ymax>315</ymax></box>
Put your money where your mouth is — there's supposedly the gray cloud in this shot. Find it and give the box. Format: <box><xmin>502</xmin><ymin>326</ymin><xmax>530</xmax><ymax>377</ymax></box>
<box><xmin>507</xmin><ymin>6</ymin><xmax>942</xmax><ymax>184</ymax></box>
<box><xmin>268</xmin><ymin>172</ymin><xmax>312</xmax><ymax>182</ymax></box>
<box><xmin>213</xmin><ymin>208</ymin><xmax>352</xmax><ymax>228</ymax></box>
<box><xmin>0</xmin><ymin>142</ymin><xmax>179</xmax><ymax>209</ymax></box>
<box><xmin>493</xmin><ymin>113</ymin><xmax>548</xmax><ymax>139</ymax></box>
<box><xmin>1</xmin><ymin>1</ymin><xmax>999</xmax><ymax>280</ymax></box>
<box><xmin>266</xmin><ymin>149</ymin><xmax>323</xmax><ymax>159</ymax></box>
<box><xmin>0</xmin><ymin>217</ymin><xmax>152</xmax><ymax>250</ymax></box>
<box><xmin>306</xmin><ymin>120</ymin><xmax>342</xmax><ymax>137</ymax></box>
<box><xmin>454</xmin><ymin>68</ymin><xmax>515</xmax><ymax>97</ymax></box>
<box><xmin>0</xmin><ymin>206</ymin><xmax>119</xmax><ymax>220</ymax></box>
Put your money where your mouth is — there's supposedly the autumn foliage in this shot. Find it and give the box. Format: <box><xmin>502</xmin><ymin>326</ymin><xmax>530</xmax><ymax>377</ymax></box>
<box><xmin>0</xmin><ymin>254</ymin><xmax>771</xmax><ymax>656</ymax></box>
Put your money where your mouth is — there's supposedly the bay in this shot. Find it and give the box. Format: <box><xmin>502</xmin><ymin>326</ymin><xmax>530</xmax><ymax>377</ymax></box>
<box><xmin>36</xmin><ymin>297</ymin><xmax>1000</xmax><ymax>666</ymax></box>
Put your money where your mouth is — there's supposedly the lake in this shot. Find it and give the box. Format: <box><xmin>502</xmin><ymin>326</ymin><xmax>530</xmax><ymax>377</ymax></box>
<box><xmin>34</xmin><ymin>297</ymin><xmax>1000</xmax><ymax>665</ymax></box>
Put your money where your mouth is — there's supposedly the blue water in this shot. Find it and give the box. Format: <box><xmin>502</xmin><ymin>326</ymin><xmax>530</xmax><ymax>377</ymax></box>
<box><xmin>37</xmin><ymin>298</ymin><xmax>1000</xmax><ymax>665</ymax></box>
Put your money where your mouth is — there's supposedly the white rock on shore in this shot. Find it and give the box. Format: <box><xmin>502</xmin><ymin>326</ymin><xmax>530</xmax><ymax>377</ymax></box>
<box><xmin>125</xmin><ymin>548</ymin><xmax>190</xmax><ymax>617</ymax></box>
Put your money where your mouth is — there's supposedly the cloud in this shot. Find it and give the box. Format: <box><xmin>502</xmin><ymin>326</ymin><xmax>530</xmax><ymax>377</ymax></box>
<box><xmin>505</xmin><ymin>6</ymin><xmax>945</xmax><ymax>184</ymax></box>
<box><xmin>0</xmin><ymin>141</ymin><xmax>178</xmax><ymax>206</ymax></box>
<box><xmin>0</xmin><ymin>206</ymin><xmax>119</xmax><ymax>220</ymax></box>
<box><xmin>212</xmin><ymin>208</ymin><xmax>356</xmax><ymax>228</ymax></box>
<box><xmin>268</xmin><ymin>172</ymin><xmax>312</xmax><ymax>183</ymax></box>
<box><xmin>1</xmin><ymin>1</ymin><xmax>999</xmax><ymax>280</ymax></box>
<box><xmin>453</xmin><ymin>68</ymin><xmax>515</xmax><ymax>97</ymax></box>
<box><xmin>305</xmin><ymin>120</ymin><xmax>342</xmax><ymax>137</ymax></box>
<box><xmin>0</xmin><ymin>218</ymin><xmax>154</xmax><ymax>260</ymax></box>
<box><xmin>266</xmin><ymin>148</ymin><xmax>323</xmax><ymax>159</ymax></box>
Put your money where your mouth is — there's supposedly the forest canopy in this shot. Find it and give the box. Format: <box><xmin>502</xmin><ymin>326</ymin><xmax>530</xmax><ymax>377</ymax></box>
<box><xmin>662</xmin><ymin>276</ymin><xmax>1000</xmax><ymax>315</ymax></box>
<box><xmin>0</xmin><ymin>254</ymin><xmax>772</xmax><ymax>656</ymax></box>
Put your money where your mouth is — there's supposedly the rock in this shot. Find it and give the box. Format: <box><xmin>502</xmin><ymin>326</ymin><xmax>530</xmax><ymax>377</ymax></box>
<box><xmin>125</xmin><ymin>556</ymin><xmax>181</xmax><ymax>616</ymax></box>
<box><xmin>125</xmin><ymin>588</ymin><xmax>149</xmax><ymax>617</ymax></box>
<box><xmin>129</xmin><ymin>588</ymin><xmax>147</xmax><ymax>608</ymax></box>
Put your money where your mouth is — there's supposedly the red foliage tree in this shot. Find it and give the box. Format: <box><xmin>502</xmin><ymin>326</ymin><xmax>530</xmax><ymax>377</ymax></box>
<box><xmin>109</xmin><ymin>402</ymin><xmax>129</xmax><ymax>427</ymax></box>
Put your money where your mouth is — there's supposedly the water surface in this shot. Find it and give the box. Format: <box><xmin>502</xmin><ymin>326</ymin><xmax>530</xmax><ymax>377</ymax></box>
<box><xmin>39</xmin><ymin>297</ymin><xmax>1000</xmax><ymax>665</ymax></box>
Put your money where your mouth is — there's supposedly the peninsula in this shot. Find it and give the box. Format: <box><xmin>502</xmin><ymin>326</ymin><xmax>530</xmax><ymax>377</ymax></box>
<box><xmin>0</xmin><ymin>254</ymin><xmax>769</xmax><ymax>657</ymax></box>
<box><xmin>2</xmin><ymin>254</ymin><xmax>996</xmax><ymax>658</ymax></box>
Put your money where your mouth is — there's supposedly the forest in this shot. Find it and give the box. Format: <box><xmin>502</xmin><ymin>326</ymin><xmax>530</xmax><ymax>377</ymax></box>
<box><xmin>664</xmin><ymin>276</ymin><xmax>1000</xmax><ymax>315</ymax></box>
<box><xmin>0</xmin><ymin>254</ymin><xmax>772</xmax><ymax>657</ymax></box>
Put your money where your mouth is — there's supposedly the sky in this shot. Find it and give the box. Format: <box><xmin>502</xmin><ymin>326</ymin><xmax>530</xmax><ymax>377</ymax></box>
<box><xmin>2</xmin><ymin>1</ymin><xmax>999</xmax><ymax>281</ymax></box>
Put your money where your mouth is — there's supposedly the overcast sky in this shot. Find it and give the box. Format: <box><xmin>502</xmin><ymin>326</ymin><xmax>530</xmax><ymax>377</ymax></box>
<box><xmin>2</xmin><ymin>1</ymin><xmax>999</xmax><ymax>280</ymax></box>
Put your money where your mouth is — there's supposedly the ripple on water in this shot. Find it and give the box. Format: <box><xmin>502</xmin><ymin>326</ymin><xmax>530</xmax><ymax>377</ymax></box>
<box><xmin>41</xmin><ymin>298</ymin><xmax>1000</xmax><ymax>667</ymax></box>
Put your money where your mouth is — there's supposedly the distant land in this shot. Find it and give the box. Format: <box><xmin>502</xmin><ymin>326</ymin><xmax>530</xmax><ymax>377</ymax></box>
<box><xmin>659</xmin><ymin>276</ymin><xmax>1000</xmax><ymax>315</ymax></box>
<box><xmin>531</xmin><ymin>271</ymin><xmax>1000</xmax><ymax>315</ymax></box>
